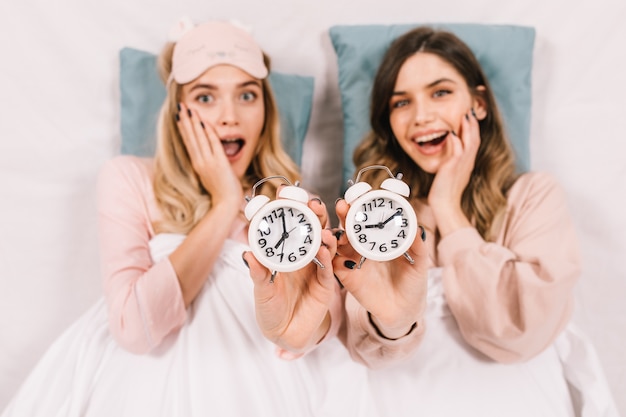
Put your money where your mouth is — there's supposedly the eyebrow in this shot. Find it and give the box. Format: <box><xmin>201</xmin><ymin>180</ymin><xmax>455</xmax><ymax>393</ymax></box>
<box><xmin>391</xmin><ymin>77</ymin><xmax>457</xmax><ymax>96</ymax></box>
<box><xmin>189</xmin><ymin>80</ymin><xmax>262</xmax><ymax>92</ymax></box>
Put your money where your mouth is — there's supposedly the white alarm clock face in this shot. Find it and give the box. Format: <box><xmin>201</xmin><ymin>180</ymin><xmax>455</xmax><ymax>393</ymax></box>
<box><xmin>248</xmin><ymin>199</ymin><xmax>322</xmax><ymax>272</ymax></box>
<box><xmin>345</xmin><ymin>189</ymin><xmax>417</xmax><ymax>262</ymax></box>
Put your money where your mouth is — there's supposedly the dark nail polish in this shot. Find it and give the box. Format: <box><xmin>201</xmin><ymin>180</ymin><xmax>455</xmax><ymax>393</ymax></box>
<box><xmin>419</xmin><ymin>225</ymin><xmax>426</xmax><ymax>242</ymax></box>
<box><xmin>187</xmin><ymin>109</ymin><xmax>192</xmax><ymax>117</ymax></box>
<box><xmin>471</xmin><ymin>108</ymin><xmax>477</xmax><ymax>118</ymax></box>
<box><xmin>175</xmin><ymin>113</ymin><xmax>180</xmax><ymax>122</ymax></box>
<box><xmin>177</xmin><ymin>103</ymin><xmax>181</xmax><ymax>111</ymax></box>
<box><xmin>241</xmin><ymin>252</ymin><xmax>249</xmax><ymax>269</ymax></box>
<box><xmin>334</xmin><ymin>229</ymin><xmax>345</xmax><ymax>240</ymax></box>
<box><xmin>344</xmin><ymin>260</ymin><xmax>357</xmax><ymax>270</ymax></box>
<box><xmin>310</xmin><ymin>197</ymin><xmax>322</xmax><ymax>205</ymax></box>
<box><xmin>200</xmin><ymin>121</ymin><xmax>205</xmax><ymax>129</ymax></box>
<box><xmin>334</xmin><ymin>198</ymin><xmax>343</xmax><ymax>205</ymax></box>
<box><xmin>465</xmin><ymin>113</ymin><xmax>469</xmax><ymax>121</ymax></box>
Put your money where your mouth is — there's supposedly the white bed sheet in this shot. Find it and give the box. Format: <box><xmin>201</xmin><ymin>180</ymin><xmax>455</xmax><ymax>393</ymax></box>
<box><xmin>0</xmin><ymin>0</ymin><xmax>624</xmax><ymax>413</ymax></box>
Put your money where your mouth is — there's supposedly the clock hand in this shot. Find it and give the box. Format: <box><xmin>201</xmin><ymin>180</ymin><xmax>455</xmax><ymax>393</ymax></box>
<box><xmin>274</xmin><ymin>232</ymin><xmax>289</xmax><ymax>249</ymax></box>
<box><xmin>364</xmin><ymin>212</ymin><xmax>385</xmax><ymax>229</ymax></box>
<box><xmin>274</xmin><ymin>212</ymin><xmax>291</xmax><ymax>249</ymax></box>
<box><xmin>364</xmin><ymin>208</ymin><xmax>402</xmax><ymax>229</ymax></box>
<box><xmin>281</xmin><ymin>210</ymin><xmax>287</xmax><ymax>234</ymax></box>
<box><xmin>381</xmin><ymin>208</ymin><xmax>403</xmax><ymax>226</ymax></box>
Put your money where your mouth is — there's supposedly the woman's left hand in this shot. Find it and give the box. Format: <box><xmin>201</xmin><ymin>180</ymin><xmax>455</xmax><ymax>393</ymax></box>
<box><xmin>428</xmin><ymin>110</ymin><xmax>480</xmax><ymax>237</ymax></box>
<box><xmin>243</xmin><ymin>198</ymin><xmax>339</xmax><ymax>354</ymax></box>
<box><xmin>333</xmin><ymin>199</ymin><xmax>429</xmax><ymax>339</ymax></box>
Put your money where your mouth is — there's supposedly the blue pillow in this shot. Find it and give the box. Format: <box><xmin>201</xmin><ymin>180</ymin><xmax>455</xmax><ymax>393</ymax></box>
<box><xmin>119</xmin><ymin>47</ymin><xmax>314</xmax><ymax>166</ymax></box>
<box><xmin>329</xmin><ymin>24</ymin><xmax>536</xmax><ymax>187</ymax></box>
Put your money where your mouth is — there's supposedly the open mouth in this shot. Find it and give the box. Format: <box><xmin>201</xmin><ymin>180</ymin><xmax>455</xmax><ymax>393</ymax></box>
<box><xmin>415</xmin><ymin>131</ymin><xmax>448</xmax><ymax>147</ymax></box>
<box><xmin>220</xmin><ymin>138</ymin><xmax>244</xmax><ymax>157</ymax></box>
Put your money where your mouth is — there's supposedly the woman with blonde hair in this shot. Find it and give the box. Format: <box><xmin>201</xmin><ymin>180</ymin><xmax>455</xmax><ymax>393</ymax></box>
<box><xmin>2</xmin><ymin>19</ymin><xmax>364</xmax><ymax>417</ymax></box>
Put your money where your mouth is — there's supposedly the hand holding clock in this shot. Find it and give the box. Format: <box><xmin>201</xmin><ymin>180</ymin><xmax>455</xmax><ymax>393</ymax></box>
<box><xmin>333</xmin><ymin>198</ymin><xmax>429</xmax><ymax>340</ymax></box>
<box><xmin>243</xmin><ymin>196</ymin><xmax>340</xmax><ymax>354</ymax></box>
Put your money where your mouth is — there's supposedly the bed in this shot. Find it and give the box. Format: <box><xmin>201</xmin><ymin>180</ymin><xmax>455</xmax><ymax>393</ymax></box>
<box><xmin>1</xmin><ymin>0</ymin><xmax>624</xmax><ymax>413</ymax></box>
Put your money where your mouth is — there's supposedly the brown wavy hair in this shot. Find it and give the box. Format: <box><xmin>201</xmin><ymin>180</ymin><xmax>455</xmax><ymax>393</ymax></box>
<box><xmin>354</xmin><ymin>27</ymin><xmax>520</xmax><ymax>240</ymax></box>
<box><xmin>151</xmin><ymin>42</ymin><xmax>300</xmax><ymax>234</ymax></box>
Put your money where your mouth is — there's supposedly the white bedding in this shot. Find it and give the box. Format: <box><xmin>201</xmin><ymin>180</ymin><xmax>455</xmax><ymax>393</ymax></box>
<box><xmin>1</xmin><ymin>0</ymin><xmax>624</xmax><ymax>413</ymax></box>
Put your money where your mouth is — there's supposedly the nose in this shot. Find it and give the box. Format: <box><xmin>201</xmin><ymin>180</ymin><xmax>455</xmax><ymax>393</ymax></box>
<box><xmin>413</xmin><ymin>101</ymin><xmax>433</xmax><ymax>125</ymax></box>
<box><xmin>217</xmin><ymin>99</ymin><xmax>238</xmax><ymax>126</ymax></box>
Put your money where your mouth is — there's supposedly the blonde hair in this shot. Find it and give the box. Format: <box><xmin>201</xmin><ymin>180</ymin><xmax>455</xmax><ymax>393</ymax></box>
<box><xmin>151</xmin><ymin>42</ymin><xmax>300</xmax><ymax>234</ymax></box>
<box><xmin>354</xmin><ymin>27</ymin><xmax>519</xmax><ymax>241</ymax></box>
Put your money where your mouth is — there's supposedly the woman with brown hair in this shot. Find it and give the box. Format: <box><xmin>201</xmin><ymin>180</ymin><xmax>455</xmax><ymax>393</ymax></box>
<box><xmin>333</xmin><ymin>26</ymin><xmax>617</xmax><ymax>416</ymax></box>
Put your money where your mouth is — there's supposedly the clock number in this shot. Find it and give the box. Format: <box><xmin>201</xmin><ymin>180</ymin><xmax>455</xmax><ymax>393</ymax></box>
<box><xmin>379</xmin><ymin>243</ymin><xmax>387</xmax><ymax>252</ymax></box>
<box><xmin>361</xmin><ymin>198</ymin><xmax>387</xmax><ymax>212</ymax></box>
<box><xmin>265</xmin><ymin>247</ymin><xmax>275</xmax><ymax>257</ymax></box>
<box><xmin>263</xmin><ymin>208</ymin><xmax>285</xmax><ymax>225</ymax></box>
<box><xmin>297</xmin><ymin>213</ymin><xmax>306</xmax><ymax>223</ymax></box>
<box><xmin>401</xmin><ymin>218</ymin><xmax>408</xmax><ymax>227</ymax></box>
<box><xmin>304</xmin><ymin>235</ymin><xmax>312</xmax><ymax>244</ymax></box>
<box><xmin>387</xmin><ymin>199</ymin><xmax>395</xmax><ymax>209</ymax></box>
<box><xmin>285</xmin><ymin>247</ymin><xmax>307</xmax><ymax>263</ymax></box>
<box><xmin>353</xmin><ymin>224</ymin><xmax>362</xmax><ymax>233</ymax></box>
<box><xmin>391</xmin><ymin>239</ymin><xmax>398</xmax><ymax>248</ymax></box>
<box><xmin>257</xmin><ymin>228</ymin><xmax>270</xmax><ymax>237</ymax></box>
<box><xmin>358</xmin><ymin>234</ymin><xmax>367</xmax><ymax>243</ymax></box>
<box><xmin>397</xmin><ymin>230</ymin><xmax>406</xmax><ymax>238</ymax></box>
<box><xmin>258</xmin><ymin>238</ymin><xmax>267</xmax><ymax>248</ymax></box>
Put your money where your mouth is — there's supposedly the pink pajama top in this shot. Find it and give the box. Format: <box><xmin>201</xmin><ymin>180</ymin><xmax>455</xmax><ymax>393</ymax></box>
<box><xmin>96</xmin><ymin>155</ymin><xmax>342</xmax><ymax>355</ymax></box>
<box><xmin>343</xmin><ymin>172</ymin><xmax>581</xmax><ymax>367</ymax></box>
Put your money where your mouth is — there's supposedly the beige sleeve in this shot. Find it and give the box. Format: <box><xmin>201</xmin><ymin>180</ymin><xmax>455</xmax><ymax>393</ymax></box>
<box><xmin>97</xmin><ymin>156</ymin><xmax>187</xmax><ymax>354</ymax></box>
<box><xmin>340</xmin><ymin>291</ymin><xmax>425</xmax><ymax>369</ymax></box>
<box><xmin>439</xmin><ymin>172</ymin><xmax>580</xmax><ymax>363</ymax></box>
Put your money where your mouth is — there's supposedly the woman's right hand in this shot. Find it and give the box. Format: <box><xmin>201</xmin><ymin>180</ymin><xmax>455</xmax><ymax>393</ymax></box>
<box><xmin>243</xmin><ymin>198</ymin><xmax>339</xmax><ymax>354</ymax></box>
<box><xmin>333</xmin><ymin>199</ymin><xmax>429</xmax><ymax>339</ymax></box>
<box><xmin>176</xmin><ymin>102</ymin><xmax>243</xmax><ymax>207</ymax></box>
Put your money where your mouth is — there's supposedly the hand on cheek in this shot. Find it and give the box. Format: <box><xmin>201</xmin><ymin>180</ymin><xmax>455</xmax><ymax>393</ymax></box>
<box><xmin>176</xmin><ymin>102</ymin><xmax>241</xmax><ymax>206</ymax></box>
<box><xmin>428</xmin><ymin>109</ymin><xmax>478</xmax><ymax>236</ymax></box>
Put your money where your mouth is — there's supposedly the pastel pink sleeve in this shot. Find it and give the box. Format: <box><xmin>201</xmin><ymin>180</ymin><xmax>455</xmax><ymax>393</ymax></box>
<box><xmin>341</xmin><ymin>291</ymin><xmax>425</xmax><ymax>369</ymax></box>
<box><xmin>97</xmin><ymin>157</ymin><xmax>187</xmax><ymax>354</ymax></box>
<box><xmin>439</xmin><ymin>173</ymin><xmax>580</xmax><ymax>363</ymax></box>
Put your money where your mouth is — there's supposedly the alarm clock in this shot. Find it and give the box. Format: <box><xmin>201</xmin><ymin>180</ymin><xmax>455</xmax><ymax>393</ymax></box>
<box><xmin>245</xmin><ymin>176</ymin><xmax>322</xmax><ymax>278</ymax></box>
<box><xmin>344</xmin><ymin>165</ymin><xmax>418</xmax><ymax>265</ymax></box>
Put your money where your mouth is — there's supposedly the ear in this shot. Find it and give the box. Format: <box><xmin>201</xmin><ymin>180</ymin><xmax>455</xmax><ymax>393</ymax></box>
<box><xmin>472</xmin><ymin>85</ymin><xmax>488</xmax><ymax>120</ymax></box>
